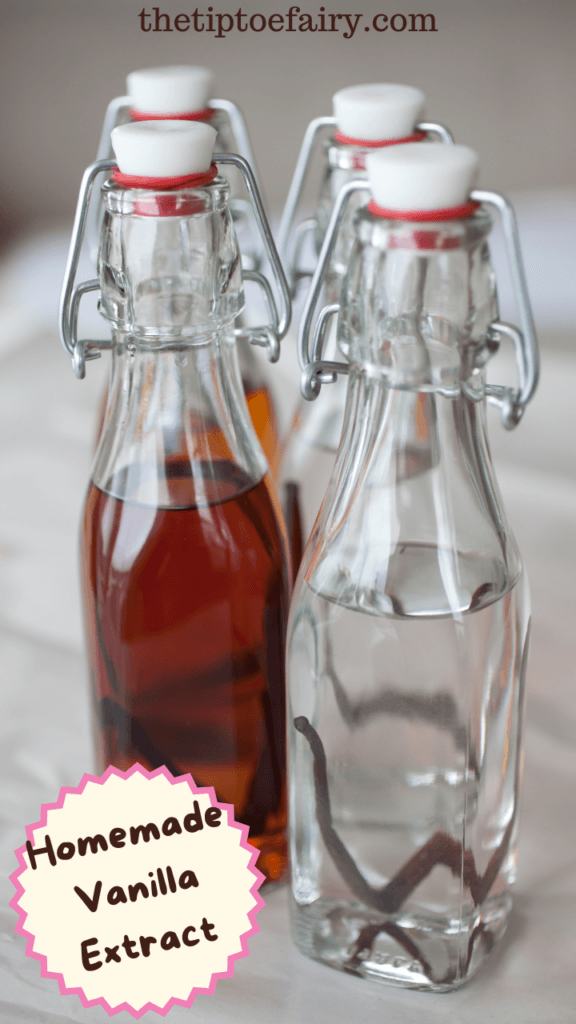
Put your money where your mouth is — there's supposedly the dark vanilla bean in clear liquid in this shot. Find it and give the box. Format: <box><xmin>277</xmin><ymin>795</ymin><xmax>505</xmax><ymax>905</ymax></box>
<box><xmin>289</xmin><ymin>564</ymin><xmax>529</xmax><ymax>987</ymax></box>
<box><xmin>83</xmin><ymin>458</ymin><xmax>288</xmax><ymax>883</ymax></box>
<box><xmin>287</xmin><ymin>189</ymin><xmax>533</xmax><ymax>988</ymax></box>
<box><xmin>288</xmin><ymin>380</ymin><xmax>531</xmax><ymax>985</ymax></box>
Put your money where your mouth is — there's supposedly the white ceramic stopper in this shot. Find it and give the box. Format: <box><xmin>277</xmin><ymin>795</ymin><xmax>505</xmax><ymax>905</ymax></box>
<box><xmin>127</xmin><ymin>65</ymin><xmax>214</xmax><ymax>114</ymax></box>
<box><xmin>332</xmin><ymin>84</ymin><xmax>425</xmax><ymax>142</ymax></box>
<box><xmin>366</xmin><ymin>143</ymin><xmax>479</xmax><ymax>210</ymax></box>
<box><xmin>111</xmin><ymin>120</ymin><xmax>217</xmax><ymax>177</ymax></box>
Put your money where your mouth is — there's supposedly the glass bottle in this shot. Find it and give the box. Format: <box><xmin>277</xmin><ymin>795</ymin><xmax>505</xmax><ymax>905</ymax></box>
<box><xmin>278</xmin><ymin>85</ymin><xmax>453</xmax><ymax>570</ymax></box>
<box><xmin>288</xmin><ymin>143</ymin><xmax>538</xmax><ymax>985</ymax></box>
<box><xmin>60</xmin><ymin>119</ymin><xmax>292</xmax><ymax>883</ymax></box>
<box><xmin>89</xmin><ymin>65</ymin><xmax>279</xmax><ymax>467</ymax></box>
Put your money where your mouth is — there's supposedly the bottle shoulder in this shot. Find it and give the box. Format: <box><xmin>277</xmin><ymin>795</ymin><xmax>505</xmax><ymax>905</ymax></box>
<box><xmin>292</xmin><ymin>377</ymin><xmax>524</xmax><ymax>622</ymax></box>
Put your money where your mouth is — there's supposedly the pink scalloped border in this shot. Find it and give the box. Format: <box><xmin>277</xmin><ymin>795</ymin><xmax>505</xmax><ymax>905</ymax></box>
<box><xmin>9</xmin><ymin>763</ymin><xmax>266</xmax><ymax>1018</ymax></box>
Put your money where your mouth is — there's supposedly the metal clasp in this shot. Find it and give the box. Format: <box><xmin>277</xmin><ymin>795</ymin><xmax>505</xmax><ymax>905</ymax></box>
<box><xmin>218</xmin><ymin>153</ymin><xmax>290</xmax><ymax>360</ymax></box>
<box><xmin>86</xmin><ymin>94</ymin><xmax>264</xmax><ymax>265</ymax></box>
<box><xmin>208</xmin><ymin>99</ymin><xmax>263</xmax><ymax>196</ymax></box>
<box><xmin>86</xmin><ymin>97</ymin><xmax>131</xmax><ymax>261</ymax></box>
<box><xmin>470</xmin><ymin>189</ymin><xmax>539</xmax><ymax>429</ymax></box>
<box><xmin>60</xmin><ymin>159</ymin><xmax>116</xmax><ymax>379</ymax></box>
<box><xmin>278</xmin><ymin>117</ymin><xmax>454</xmax><ymax>295</ymax></box>
<box><xmin>298</xmin><ymin>179</ymin><xmax>366</xmax><ymax>399</ymax></box>
<box><xmin>60</xmin><ymin>156</ymin><xmax>290</xmax><ymax>378</ymax></box>
<box><xmin>299</xmin><ymin>184</ymin><xmax>539</xmax><ymax>425</ymax></box>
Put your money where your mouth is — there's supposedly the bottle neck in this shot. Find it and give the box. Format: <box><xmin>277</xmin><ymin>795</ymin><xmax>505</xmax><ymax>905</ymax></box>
<box><xmin>325</xmin><ymin>129</ymin><xmax>426</xmax><ymax>171</ymax></box>
<box><xmin>305</xmin><ymin>368</ymin><xmax>521</xmax><ymax>619</ymax></box>
<box><xmin>316</xmin><ymin>135</ymin><xmax>424</xmax><ymax>268</ymax></box>
<box><xmin>316</xmin><ymin>146</ymin><xmax>369</xmax><ymax>300</ymax></box>
<box><xmin>338</xmin><ymin>208</ymin><xmax>498</xmax><ymax>390</ymax></box>
<box><xmin>98</xmin><ymin>177</ymin><xmax>244</xmax><ymax>339</ymax></box>
<box><xmin>93</xmin><ymin>330</ymin><xmax>266</xmax><ymax>508</ymax></box>
<box><xmin>316</xmin><ymin>138</ymin><xmax>428</xmax><ymax>299</ymax></box>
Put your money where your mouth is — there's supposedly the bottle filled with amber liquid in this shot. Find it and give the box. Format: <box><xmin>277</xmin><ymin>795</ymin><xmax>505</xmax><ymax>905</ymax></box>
<box><xmin>89</xmin><ymin>65</ymin><xmax>280</xmax><ymax>467</ymax></box>
<box><xmin>61</xmin><ymin>118</ymin><xmax>292</xmax><ymax>883</ymax></box>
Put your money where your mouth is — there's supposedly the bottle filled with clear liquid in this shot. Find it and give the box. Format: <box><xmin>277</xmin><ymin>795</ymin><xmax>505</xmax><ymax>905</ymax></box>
<box><xmin>288</xmin><ymin>143</ymin><xmax>538</xmax><ymax>986</ymax></box>
<box><xmin>60</xmin><ymin>118</ymin><xmax>292</xmax><ymax>883</ymax></box>
<box><xmin>90</xmin><ymin>65</ymin><xmax>279</xmax><ymax>466</ymax></box>
<box><xmin>277</xmin><ymin>84</ymin><xmax>453</xmax><ymax>568</ymax></box>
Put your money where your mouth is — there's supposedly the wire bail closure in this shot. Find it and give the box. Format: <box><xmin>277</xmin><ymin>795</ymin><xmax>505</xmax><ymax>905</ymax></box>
<box><xmin>86</xmin><ymin>95</ymin><xmax>265</xmax><ymax>266</ymax></box>
<box><xmin>59</xmin><ymin>155</ymin><xmax>290</xmax><ymax>379</ymax></box>
<box><xmin>299</xmin><ymin>182</ymin><xmax>539</xmax><ymax>429</ymax></box>
<box><xmin>277</xmin><ymin>116</ymin><xmax>454</xmax><ymax>296</ymax></box>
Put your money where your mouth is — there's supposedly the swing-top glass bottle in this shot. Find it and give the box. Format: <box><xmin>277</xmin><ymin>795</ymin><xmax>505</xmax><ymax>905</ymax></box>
<box><xmin>89</xmin><ymin>64</ymin><xmax>280</xmax><ymax>466</ymax></box>
<box><xmin>60</xmin><ymin>119</ymin><xmax>292</xmax><ymax>883</ymax></box>
<box><xmin>278</xmin><ymin>84</ymin><xmax>453</xmax><ymax>567</ymax></box>
<box><xmin>288</xmin><ymin>143</ymin><xmax>537</xmax><ymax>986</ymax></box>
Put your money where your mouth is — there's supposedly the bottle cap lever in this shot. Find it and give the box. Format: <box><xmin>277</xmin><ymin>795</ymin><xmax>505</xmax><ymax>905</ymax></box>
<box><xmin>59</xmin><ymin>159</ymin><xmax>115</xmax><ymax>379</ymax></box>
<box><xmin>86</xmin><ymin>72</ymin><xmax>264</xmax><ymax>262</ymax></box>
<box><xmin>278</xmin><ymin>82</ymin><xmax>454</xmax><ymax>291</ymax></box>
<box><xmin>60</xmin><ymin>155</ymin><xmax>290</xmax><ymax>378</ymax></box>
<box><xmin>299</xmin><ymin>180</ymin><xmax>539</xmax><ymax>425</ymax></box>
<box><xmin>298</xmin><ymin>179</ymin><xmax>366</xmax><ymax>400</ymax></box>
<box><xmin>470</xmin><ymin>189</ymin><xmax>539</xmax><ymax>429</ymax></box>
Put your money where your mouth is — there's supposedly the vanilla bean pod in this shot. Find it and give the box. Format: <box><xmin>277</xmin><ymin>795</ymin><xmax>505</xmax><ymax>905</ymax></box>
<box><xmin>323</xmin><ymin>632</ymin><xmax>477</xmax><ymax>773</ymax></box>
<box><xmin>294</xmin><ymin>708</ymin><xmax>528</xmax><ymax>983</ymax></box>
<box><xmin>293</xmin><ymin>717</ymin><xmax>511</xmax><ymax>912</ymax></box>
<box><xmin>99</xmin><ymin>695</ymin><xmax>180</xmax><ymax>776</ymax></box>
<box><xmin>345</xmin><ymin>916</ymin><xmax>494</xmax><ymax>984</ymax></box>
<box><xmin>344</xmin><ymin>920</ymin><xmax>433</xmax><ymax>978</ymax></box>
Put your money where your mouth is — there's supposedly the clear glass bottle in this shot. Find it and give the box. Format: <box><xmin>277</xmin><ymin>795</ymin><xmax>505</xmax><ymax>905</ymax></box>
<box><xmin>288</xmin><ymin>144</ymin><xmax>536</xmax><ymax>987</ymax></box>
<box><xmin>278</xmin><ymin>85</ymin><xmax>452</xmax><ymax>568</ymax></box>
<box><xmin>90</xmin><ymin>65</ymin><xmax>279</xmax><ymax>466</ymax></box>
<box><xmin>61</xmin><ymin>120</ymin><xmax>291</xmax><ymax>883</ymax></box>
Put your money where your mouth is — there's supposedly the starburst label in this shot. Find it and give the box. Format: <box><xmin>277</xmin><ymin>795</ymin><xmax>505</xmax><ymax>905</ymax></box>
<box><xmin>10</xmin><ymin>765</ymin><xmax>264</xmax><ymax>1017</ymax></box>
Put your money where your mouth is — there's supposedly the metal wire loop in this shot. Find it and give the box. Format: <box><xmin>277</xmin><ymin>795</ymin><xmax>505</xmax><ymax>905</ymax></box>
<box><xmin>217</xmin><ymin>154</ymin><xmax>291</xmax><ymax>344</ymax></box>
<box><xmin>298</xmin><ymin>183</ymin><xmax>538</xmax><ymax>420</ymax></box>
<box><xmin>235</xmin><ymin>269</ymin><xmax>281</xmax><ymax>362</ymax></box>
<box><xmin>86</xmin><ymin>95</ymin><xmax>265</xmax><ymax>268</ymax></box>
<box><xmin>60</xmin><ymin>155</ymin><xmax>289</xmax><ymax>378</ymax></box>
<box><xmin>289</xmin><ymin>218</ymin><xmax>318</xmax><ymax>297</ymax></box>
<box><xmin>277</xmin><ymin>116</ymin><xmax>336</xmax><ymax>261</ymax></box>
<box><xmin>311</xmin><ymin>303</ymin><xmax>340</xmax><ymax>363</ymax></box>
<box><xmin>236</xmin><ymin>325</ymin><xmax>281</xmax><ymax>364</ymax></box>
<box><xmin>298</xmin><ymin>179</ymin><xmax>366</xmax><ymax>399</ymax></box>
<box><xmin>279</xmin><ymin>118</ymin><xmax>454</xmax><ymax>291</ymax></box>
<box><xmin>416</xmin><ymin>121</ymin><xmax>454</xmax><ymax>144</ymax></box>
<box><xmin>209</xmin><ymin>99</ymin><xmax>263</xmax><ymax>196</ymax></box>
<box><xmin>301</xmin><ymin>359</ymin><xmax>350</xmax><ymax>401</ymax></box>
<box><xmin>59</xmin><ymin>159</ymin><xmax>115</xmax><ymax>378</ymax></box>
<box><xmin>471</xmin><ymin>189</ymin><xmax>539</xmax><ymax>429</ymax></box>
<box><xmin>485</xmin><ymin>322</ymin><xmax>529</xmax><ymax>429</ymax></box>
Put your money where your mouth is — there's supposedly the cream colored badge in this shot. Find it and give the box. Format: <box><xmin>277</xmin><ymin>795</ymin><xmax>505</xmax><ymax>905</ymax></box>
<box><xmin>10</xmin><ymin>766</ymin><xmax>264</xmax><ymax>1017</ymax></box>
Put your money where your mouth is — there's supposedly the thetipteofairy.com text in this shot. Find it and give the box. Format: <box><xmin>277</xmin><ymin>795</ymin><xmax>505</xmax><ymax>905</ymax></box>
<box><xmin>138</xmin><ymin>7</ymin><xmax>438</xmax><ymax>40</ymax></box>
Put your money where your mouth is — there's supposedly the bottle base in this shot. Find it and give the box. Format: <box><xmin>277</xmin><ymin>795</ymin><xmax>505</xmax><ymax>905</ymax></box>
<box><xmin>291</xmin><ymin>895</ymin><xmax>512</xmax><ymax>991</ymax></box>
